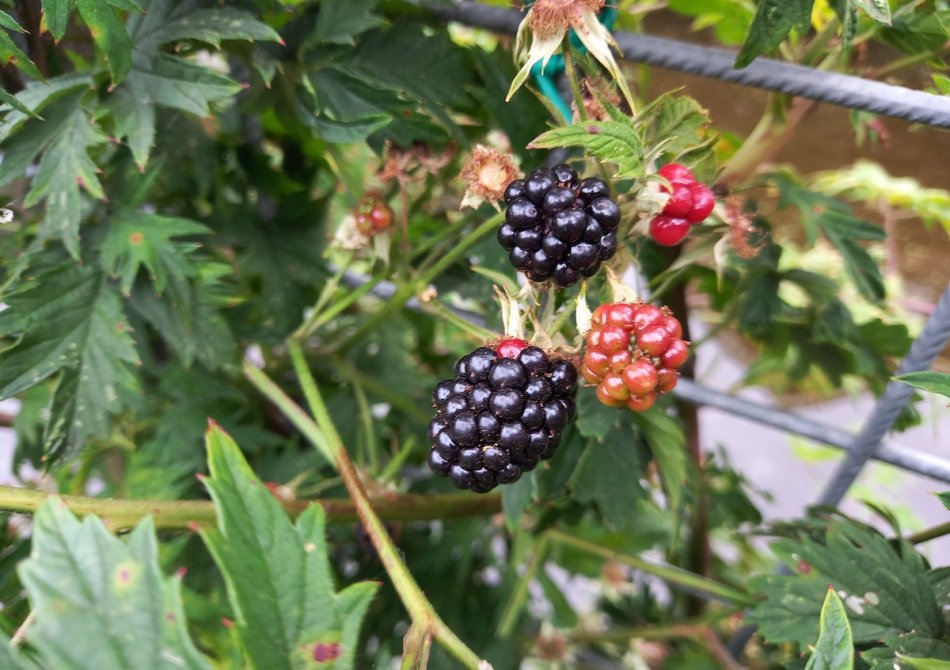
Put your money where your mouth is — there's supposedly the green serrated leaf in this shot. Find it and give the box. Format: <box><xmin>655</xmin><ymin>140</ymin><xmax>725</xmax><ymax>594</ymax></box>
<box><xmin>0</xmin><ymin>74</ymin><xmax>92</xmax><ymax>142</ymax></box>
<box><xmin>102</xmin><ymin>0</ymin><xmax>262</xmax><ymax>167</ymax></box>
<box><xmin>895</xmin><ymin>372</ymin><xmax>950</xmax><ymax>400</ymax></box>
<box><xmin>0</xmin><ymin>30</ymin><xmax>42</xmax><ymax>80</ymax></box>
<box><xmin>42</xmin><ymin>0</ymin><xmax>71</xmax><ymax>41</ymax></box>
<box><xmin>632</xmin><ymin>410</ymin><xmax>687</xmax><ymax>513</ymax></box>
<box><xmin>100</xmin><ymin>211</ymin><xmax>208</xmax><ymax>296</ymax></box>
<box><xmin>530</xmin><ymin>120</ymin><xmax>643</xmax><ymax>178</ymax></box>
<box><xmin>574</xmin><ymin>387</ymin><xmax>619</xmax><ymax>440</ymax></box>
<box><xmin>0</xmin><ymin>10</ymin><xmax>25</xmax><ymax>32</ymax></box>
<box><xmin>75</xmin><ymin>0</ymin><xmax>132</xmax><ymax>83</ymax></box>
<box><xmin>570</xmin><ymin>423</ymin><xmax>646</xmax><ymax>530</ymax></box>
<box><xmin>850</xmin><ymin>0</ymin><xmax>890</xmax><ymax>24</ymax></box>
<box><xmin>0</xmin><ymin>263</ymin><xmax>139</xmax><ymax>461</ymax></box>
<box><xmin>200</xmin><ymin>425</ymin><xmax>378</xmax><ymax>670</ymax></box>
<box><xmin>0</xmin><ymin>87</ymin><xmax>39</xmax><ymax>117</ymax></box>
<box><xmin>750</xmin><ymin>520</ymin><xmax>946</xmax><ymax>670</ymax></box>
<box><xmin>311</xmin><ymin>0</ymin><xmax>383</xmax><ymax>45</ymax></box>
<box><xmin>129</xmin><ymin>281</ymin><xmax>237</xmax><ymax>370</ymax></box>
<box><xmin>881</xmin><ymin>13</ymin><xmax>949</xmax><ymax>55</ymax></box>
<box><xmin>804</xmin><ymin>588</ymin><xmax>854</xmax><ymax>670</ymax></box>
<box><xmin>138</xmin><ymin>7</ymin><xmax>281</xmax><ymax>49</ymax></box>
<box><xmin>21</xmin><ymin>95</ymin><xmax>107</xmax><ymax>257</ymax></box>
<box><xmin>17</xmin><ymin>500</ymin><xmax>210</xmax><ymax>669</ymax></box>
<box><xmin>501</xmin><ymin>474</ymin><xmax>534</xmax><ymax>532</ymax></box>
<box><xmin>735</xmin><ymin>0</ymin><xmax>815</xmax><ymax>68</ymax></box>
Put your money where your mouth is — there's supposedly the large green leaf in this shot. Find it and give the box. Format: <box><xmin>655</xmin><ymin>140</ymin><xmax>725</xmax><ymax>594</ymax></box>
<box><xmin>570</xmin><ymin>423</ymin><xmax>646</xmax><ymax>530</ymax></box>
<box><xmin>902</xmin><ymin>659</ymin><xmax>950</xmax><ymax>670</ymax></box>
<box><xmin>0</xmin><ymin>262</ymin><xmax>139</xmax><ymax>460</ymax></box>
<box><xmin>633</xmin><ymin>409</ymin><xmax>687</xmax><ymax>513</ymax></box>
<box><xmin>104</xmin><ymin>0</ymin><xmax>278</xmax><ymax>168</ymax></box>
<box><xmin>311</xmin><ymin>0</ymin><xmax>383</xmax><ymax>45</ymax></box>
<box><xmin>200</xmin><ymin>424</ymin><xmax>378</xmax><ymax>670</ymax></box>
<box><xmin>41</xmin><ymin>0</ymin><xmax>71</xmax><ymax>41</ymax></box>
<box><xmin>773</xmin><ymin>174</ymin><xmax>885</xmax><ymax>303</ymax></box>
<box><xmin>0</xmin><ymin>631</ymin><xmax>38</xmax><ymax>670</ymax></box>
<box><xmin>16</xmin><ymin>500</ymin><xmax>210</xmax><ymax>669</ymax></box>
<box><xmin>530</xmin><ymin>120</ymin><xmax>643</xmax><ymax>179</ymax></box>
<box><xmin>750</xmin><ymin>520</ymin><xmax>947</xmax><ymax>669</ymax></box>
<box><xmin>75</xmin><ymin>0</ymin><xmax>134</xmax><ymax>83</ymax></box>
<box><xmin>736</xmin><ymin>0</ymin><xmax>814</xmax><ymax>67</ymax></box>
<box><xmin>895</xmin><ymin>372</ymin><xmax>950</xmax><ymax>400</ymax></box>
<box><xmin>851</xmin><ymin>0</ymin><xmax>890</xmax><ymax>24</ymax></box>
<box><xmin>804</xmin><ymin>588</ymin><xmax>854</xmax><ymax>670</ymax></box>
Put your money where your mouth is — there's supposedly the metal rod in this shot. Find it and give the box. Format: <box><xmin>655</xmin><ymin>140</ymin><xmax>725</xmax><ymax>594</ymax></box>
<box><xmin>818</xmin><ymin>282</ymin><xmax>950</xmax><ymax>505</ymax></box>
<box><xmin>426</xmin><ymin>1</ymin><xmax>950</xmax><ymax>129</ymax></box>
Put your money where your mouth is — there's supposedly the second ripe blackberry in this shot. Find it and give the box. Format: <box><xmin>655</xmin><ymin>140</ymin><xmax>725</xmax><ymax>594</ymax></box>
<box><xmin>499</xmin><ymin>164</ymin><xmax>620</xmax><ymax>287</ymax></box>
<box><xmin>427</xmin><ymin>338</ymin><xmax>578</xmax><ymax>493</ymax></box>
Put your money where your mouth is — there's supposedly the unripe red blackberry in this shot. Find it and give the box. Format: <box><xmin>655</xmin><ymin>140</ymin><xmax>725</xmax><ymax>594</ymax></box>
<box><xmin>500</xmin><ymin>164</ymin><xmax>621</xmax><ymax>287</ymax></box>
<box><xmin>427</xmin><ymin>340</ymin><xmax>578</xmax><ymax>492</ymax></box>
<box><xmin>647</xmin><ymin>163</ymin><xmax>716</xmax><ymax>246</ymax></box>
<box><xmin>581</xmin><ymin>302</ymin><xmax>689</xmax><ymax>412</ymax></box>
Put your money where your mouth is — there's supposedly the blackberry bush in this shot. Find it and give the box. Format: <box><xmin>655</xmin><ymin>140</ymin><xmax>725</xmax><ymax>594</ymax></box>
<box><xmin>427</xmin><ymin>338</ymin><xmax>578</xmax><ymax>492</ymax></box>
<box><xmin>498</xmin><ymin>164</ymin><xmax>621</xmax><ymax>287</ymax></box>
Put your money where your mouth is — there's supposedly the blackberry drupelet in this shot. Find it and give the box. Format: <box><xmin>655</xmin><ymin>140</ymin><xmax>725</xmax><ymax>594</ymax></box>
<box><xmin>499</xmin><ymin>164</ymin><xmax>621</xmax><ymax>287</ymax></box>
<box><xmin>427</xmin><ymin>339</ymin><xmax>578</xmax><ymax>492</ymax></box>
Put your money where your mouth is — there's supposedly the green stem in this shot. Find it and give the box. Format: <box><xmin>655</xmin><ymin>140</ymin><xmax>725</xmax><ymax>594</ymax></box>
<box><xmin>563</xmin><ymin>48</ymin><xmax>587</xmax><ymax>122</ymax></box>
<box><xmin>905</xmin><ymin>520</ymin><xmax>950</xmax><ymax>545</ymax></box>
<box><xmin>250</xmin><ymin>348</ymin><xmax>488</xmax><ymax>669</ymax></box>
<box><xmin>294</xmin><ymin>270</ymin><xmax>386</xmax><ymax>341</ymax></box>
<box><xmin>545</xmin><ymin>529</ymin><xmax>758</xmax><ymax>607</ymax></box>
<box><xmin>338</xmin><ymin>213</ymin><xmax>502</xmax><ymax>352</ymax></box>
<box><xmin>497</xmin><ymin>535</ymin><xmax>550</xmax><ymax>637</ymax></box>
<box><xmin>0</xmin><ymin>485</ymin><xmax>500</xmax><ymax>532</ymax></box>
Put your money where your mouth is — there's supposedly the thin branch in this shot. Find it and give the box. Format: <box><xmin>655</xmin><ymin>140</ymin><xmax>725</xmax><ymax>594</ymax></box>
<box><xmin>0</xmin><ymin>485</ymin><xmax>500</xmax><ymax>532</ymax></box>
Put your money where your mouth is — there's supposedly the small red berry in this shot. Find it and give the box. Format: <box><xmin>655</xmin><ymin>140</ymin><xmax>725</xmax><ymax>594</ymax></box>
<box><xmin>649</xmin><ymin>215</ymin><xmax>690</xmax><ymax>247</ymax></box>
<box><xmin>604</xmin><ymin>302</ymin><xmax>637</xmax><ymax>329</ymax></box>
<box><xmin>602</xmin><ymin>374</ymin><xmax>630</xmax><ymax>401</ymax></box>
<box><xmin>621</xmin><ymin>360</ymin><xmax>659</xmax><ymax>396</ymax></box>
<box><xmin>596</xmin><ymin>383</ymin><xmax>625</xmax><ymax>406</ymax></box>
<box><xmin>594</xmin><ymin>326</ymin><xmax>629</xmax><ymax>354</ymax></box>
<box><xmin>658</xmin><ymin>315</ymin><xmax>683</xmax><ymax>339</ymax></box>
<box><xmin>632</xmin><ymin>304</ymin><xmax>663</xmax><ymax>333</ymax></box>
<box><xmin>626</xmin><ymin>392</ymin><xmax>657</xmax><ymax>412</ymax></box>
<box><xmin>496</xmin><ymin>338</ymin><xmax>528</xmax><ymax>358</ymax></box>
<box><xmin>663</xmin><ymin>185</ymin><xmax>693</xmax><ymax>217</ymax></box>
<box><xmin>637</xmin><ymin>326</ymin><xmax>672</xmax><ymax>357</ymax></box>
<box><xmin>661</xmin><ymin>340</ymin><xmax>689</xmax><ymax>369</ymax></box>
<box><xmin>658</xmin><ymin>163</ymin><xmax>694</xmax><ymax>186</ymax></box>
<box><xmin>584</xmin><ymin>349</ymin><xmax>610</xmax><ymax>378</ymax></box>
<box><xmin>608</xmin><ymin>349</ymin><xmax>631</xmax><ymax>373</ymax></box>
<box><xmin>580</xmin><ymin>364</ymin><xmax>601</xmax><ymax>385</ymax></box>
<box><xmin>656</xmin><ymin>368</ymin><xmax>679</xmax><ymax>393</ymax></box>
<box><xmin>686</xmin><ymin>184</ymin><xmax>715</xmax><ymax>224</ymax></box>
<box><xmin>370</xmin><ymin>203</ymin><xmax>394</xmax><ymax>231</ymax></box>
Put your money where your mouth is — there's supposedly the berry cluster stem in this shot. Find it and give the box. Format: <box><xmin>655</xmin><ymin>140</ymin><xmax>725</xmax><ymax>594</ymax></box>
<box><xmin>245</xmin><ymin>342</ymin><xmax>491</xmax><ymax>670</ymax></box>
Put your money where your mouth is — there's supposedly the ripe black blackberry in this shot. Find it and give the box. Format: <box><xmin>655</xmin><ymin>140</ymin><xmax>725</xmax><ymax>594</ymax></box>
<box><xmin>499</xmin><ymin>164</ymin><xmax>620</xmax><ymax>287</ymax></box>
<box><xmin>427</xmin><ymin>338</ymin><xmax>578</xmax><ymax>493</ymax></box>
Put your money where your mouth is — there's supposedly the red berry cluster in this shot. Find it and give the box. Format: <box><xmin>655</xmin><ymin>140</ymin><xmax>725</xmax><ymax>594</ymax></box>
<box><xmin>355</xmin><ymin>196</ymin><xmax>394</xmax><ymax>236</ymax></box>
<box><xmin>580</xmin><ymin>302</ymin><xmax>689</xmax><ymax>412</ymax></box>
<box><xmin>648</xmin><ymin>163</ymin><xmax>715</xmax><ymax>247</ymax></box>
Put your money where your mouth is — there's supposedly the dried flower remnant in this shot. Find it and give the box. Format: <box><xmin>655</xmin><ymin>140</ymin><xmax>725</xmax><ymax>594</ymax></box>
<box><xmin>507</xmin><ymin>0</ymin><xmax>635</xmax><ymax>112</ymax></box>
<box><xmin>725</xmin><ymin>196</ymin><xmax>763</xmax><ymax>259</ymax></box>
<box><xmin>459</xmin><ymin>145</ymin><xmax>520</xmax><ymax>210</ymax></box>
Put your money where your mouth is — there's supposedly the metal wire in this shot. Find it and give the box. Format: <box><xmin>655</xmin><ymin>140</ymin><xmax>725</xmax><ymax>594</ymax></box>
<box><xmin>818</xmin><ymin>282</ymin><xmax>950</xmax><ymax>505</ymax></box>
<box><xmin>426</xmin><ymin>0</ymin><xmax>950</xmax><ymax>129</ymax></box>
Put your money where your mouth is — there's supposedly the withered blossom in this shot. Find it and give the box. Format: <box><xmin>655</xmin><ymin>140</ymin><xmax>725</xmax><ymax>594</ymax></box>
<box><xmin>458</xmin><ymin>145</ymin><xmax>520</xmax><ymax>210</ymax></box>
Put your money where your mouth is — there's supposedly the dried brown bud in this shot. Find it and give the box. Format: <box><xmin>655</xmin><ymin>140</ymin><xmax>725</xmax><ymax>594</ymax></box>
<box><xmin>458</xmin><ymin>144</ymin><xmax>520</xmax><ymax>210</ymax></box>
